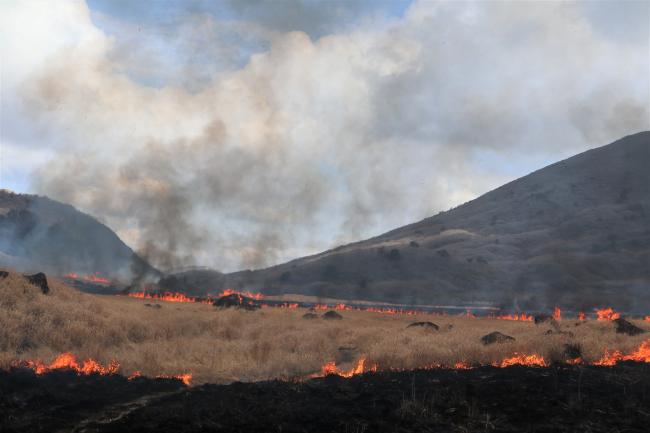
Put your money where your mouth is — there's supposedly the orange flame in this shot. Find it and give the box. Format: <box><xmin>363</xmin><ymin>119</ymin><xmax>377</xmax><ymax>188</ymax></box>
<box><xmin>218</xmin><ymin>289</ymin><xmax>264</xmax><ymax>300</ymax></box>
<box><xmin>64</xmin><ymin>272</ymin><xmax>110</xmax><ymax>285</ymax></box>
<box><xmin>495</xmin><ymin>313</ymin><xmax>534</xmax><ymax>322</ymax></box>
<box><xmin>578</xmin><ymin>312</ymin><xmax>586</xmax><ymax>321</ymax></box>
<box><xmin>19</xmin><ymin>352</ymin><xmax>119</xmax><ymax>376</ymax></box>
<box><xmin>595</xmin><ymin>308</ymin><xmax>620</xmax><ymax>321</ymax></box>
<box><xmin>127</xmin><ymin>292</ymin><xmax>213</xmax><ymax>305</ymax></box>
<box><xmin>16</xmin><ymin>353</ymin><xmax>192</xmax><ymax>385</ymax></box>
<box><xmin>595</xmin><ymin>340</ymin><xmax>650</xmax><ymax>366</ymax></box>
<box><xmin>553</xmin><ymin>306</ymin><xmax>562</xmax><ymax>321</ymax></box>
<box><xmin>311</xmin><ymin>357</ymin><xmax>377</xmax><ymax>378</ymax></box>
<box><xmin>156</xmin><ymin>373</ymin><xmax>193</xmax><ymax>386</ymax></box>
<box><xmin>644</xmin><ymin>316</ymin><xmax>650</xmax><ymax>322</ymax></box>
<box><xmin>494</xmin><ymin>354</ymin><xmax>547</xmax><ymax>368</ymax></box>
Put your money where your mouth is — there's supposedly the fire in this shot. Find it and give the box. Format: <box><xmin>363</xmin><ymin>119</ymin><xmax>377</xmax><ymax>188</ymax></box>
<box><xmin>463</xmin><ymin>309</ymin><xmax>476</xmax><ymax>318</ymax></box>
<box><xmin>310</xmin><ymin>340</ymin><xmax>650</xmax><ymax>379</ymax></box>
<box><xmin>553</xmin><ymin>306</ymin><xmax>562</xmax><ymax>321</ymax></box>
<box><xmin>64</xmin><ymin>272</ymin><xmax>110</xmax><ymax>285</ymax></box>
<box><xmin>121</xmin><ymin>291</ymin><xmax>650</xmax><ymax>324</ymax></box>
<box><xmin>127</xmin><ymin>291</ymin><xmax>213</xmax><ymax>305</ymax></box>
<box><xmin>311</xmin><ymin>357</ymin><xmax>377</xmax><ymax>378</ymax></box>
<box><xmin>18</xmin><ymin>352</ymin><xmax>119</xmax><ymax>376</ymax></box>
<box><xmin>494</xmin><ymin>354</ymin><xmax>547</xmax><ymax>368</ymax></box>
<box><xmin>218</xmin><ymin>289</ymin><xmax>264</xmax><ymax>300</ymax></box>
<box><xmin>595</xmin><ymin>340</ymin><xmax>650</xmax><ymax>366</ymax></box>
<box><xmin>15</xmin><ymin>353</ymin><xmax>192</xmax><ymax>385</ymax></box>
<box><xmin>495</xmin><ymin>313</ymin><xmax>533</xmax><ymax>322</ymax></box>
<box><xmin>595</xmin><ymin>308</ymin><xmax>621</xmax><ymax>321</ymax></box>
<box><xmin>156</xmin><ymin>373</ymin><xmax>193</xmax><ymax>386</ymax></box>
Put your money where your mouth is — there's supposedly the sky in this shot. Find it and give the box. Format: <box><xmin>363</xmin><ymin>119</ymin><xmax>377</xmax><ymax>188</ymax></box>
<box><xmin>1</xmin><ymin>0</ymin><xmax>649</xmax><ymax>272</ymax></box>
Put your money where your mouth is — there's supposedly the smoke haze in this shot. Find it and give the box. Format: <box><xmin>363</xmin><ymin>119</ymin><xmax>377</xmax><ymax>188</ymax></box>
<box><xmin>2</xmin><ymin>0</ymin><xmax>648</xmax><ymax>272</ymax></box>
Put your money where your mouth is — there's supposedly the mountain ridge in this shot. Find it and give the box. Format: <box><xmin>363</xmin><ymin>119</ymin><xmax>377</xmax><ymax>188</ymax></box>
<box><xmin>0</xmin><ymin>189</ymin><xmax>158</xmax><ymax>281</ymax></box>
<box><xmin>162</xmin><ymin>131</ymin><xmax>650</xmax><ymax>312</ymax></box>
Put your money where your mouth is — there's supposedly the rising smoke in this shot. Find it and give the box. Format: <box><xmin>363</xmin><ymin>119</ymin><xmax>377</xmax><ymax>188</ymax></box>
<box><xmin>4</xmin><ymin>0</ymin><xmax>648</xmax><ymax>272</ymax></box>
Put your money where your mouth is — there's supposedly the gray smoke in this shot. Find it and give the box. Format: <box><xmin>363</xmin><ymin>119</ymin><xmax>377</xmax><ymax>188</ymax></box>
<box><xmin>6</xmin><ymin>0</ymin><xmax>648</xmax><ymax>272</ymax></box>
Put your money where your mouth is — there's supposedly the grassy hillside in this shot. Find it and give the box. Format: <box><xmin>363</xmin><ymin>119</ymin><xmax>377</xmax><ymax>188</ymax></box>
<box><xmin>2</xmin><ymin>269</ymin><xmax>649</xmax><ymax>384</ymax></box>
<box><xmin>0</xmin><ymin>189</ymin><xmax>157</xmax><ymax>282</ymax></box>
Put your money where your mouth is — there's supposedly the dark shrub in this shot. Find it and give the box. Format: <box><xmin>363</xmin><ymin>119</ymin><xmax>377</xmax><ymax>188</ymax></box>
<box><xmin>387</xmin><ymin>249</ymin><xmax>401</xmax><ymax>261</ymax></box>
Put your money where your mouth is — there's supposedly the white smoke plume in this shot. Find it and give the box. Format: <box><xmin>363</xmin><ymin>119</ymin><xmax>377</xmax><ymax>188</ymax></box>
<box><xmin>2</xmin><ymin>0</ymin><xmax>648</xmax><ymax>272</ymax></box>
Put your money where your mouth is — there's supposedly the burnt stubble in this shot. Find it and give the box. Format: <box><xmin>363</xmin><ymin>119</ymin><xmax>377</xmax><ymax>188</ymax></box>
<box><xmin>2</xmin><ymin>363</ymin><xmax>649</xmax><ymax>433</ymax></box>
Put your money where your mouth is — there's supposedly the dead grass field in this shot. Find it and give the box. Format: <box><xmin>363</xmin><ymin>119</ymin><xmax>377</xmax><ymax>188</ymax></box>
<box><xmin>1</xmin><ymin>270</ymin><xmax>649</xmax><ymax>384</ymax></box>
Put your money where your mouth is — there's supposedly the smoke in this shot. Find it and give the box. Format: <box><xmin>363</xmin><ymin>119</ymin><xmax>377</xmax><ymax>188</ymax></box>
<box><xmin>4</xmin><ymin>0</ymin><xmax>649</xmax><ymax>272</ymax></box>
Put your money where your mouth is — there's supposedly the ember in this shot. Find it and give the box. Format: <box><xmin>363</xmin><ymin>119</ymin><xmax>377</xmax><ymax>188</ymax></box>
<box><xmin>156</xmin><ymin>373</ymin><xmax>193</xmax><ymax>386</ymax></box>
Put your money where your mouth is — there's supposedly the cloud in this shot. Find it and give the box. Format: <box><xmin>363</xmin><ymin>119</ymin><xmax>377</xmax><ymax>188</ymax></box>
<box><xmin>2</xmin><ymin>0</ymin><xmax>648</xmax><ymax>272</ymax></box>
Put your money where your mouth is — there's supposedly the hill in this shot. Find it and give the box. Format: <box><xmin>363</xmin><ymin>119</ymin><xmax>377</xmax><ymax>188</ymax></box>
<box><xmin>0</xmin><ymin>190</ymin><xmax>157</xmax><ymax>282</ymax></box>
<box><xmin>162</xmin><ymin>132</ymin><xmax>650</xmax><ymax>312</ymax></box>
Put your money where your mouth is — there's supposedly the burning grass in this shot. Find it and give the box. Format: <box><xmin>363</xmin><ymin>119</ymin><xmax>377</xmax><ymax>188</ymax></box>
<box><xmin>2</xmin><ymin>270</ymin><xmax>650</xmax><ymax>384</ymax></box>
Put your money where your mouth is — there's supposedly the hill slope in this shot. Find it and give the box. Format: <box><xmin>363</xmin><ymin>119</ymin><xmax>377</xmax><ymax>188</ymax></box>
<box><xmin>0</xmin><ymin>190</ymin><xmax>157</xmax><ymax>281</ymax></box>
<box><xmin>162</xmin><ymin>132</ymin><xmax>650</xmax><ymax>312</ymax></box>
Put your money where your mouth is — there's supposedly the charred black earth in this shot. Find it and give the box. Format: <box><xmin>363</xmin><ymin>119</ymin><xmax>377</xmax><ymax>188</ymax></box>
<box><xmin>2</xmin><ymin>363</ymin><xmax>650</xmax><ymax>433</ymax></box>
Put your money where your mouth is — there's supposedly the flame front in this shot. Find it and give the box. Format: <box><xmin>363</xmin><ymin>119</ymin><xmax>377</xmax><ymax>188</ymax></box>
<box><xmin>218</xmin><ymin>289</ymin><xmax>264</xmax><ymax>300</ymax></box>
<box><xmin>310</xmin><ymin>339</ymin><xmax>650</xmax><ymax>378</ymax></box>
<box><xmin>595</xmin><ymin>340</ymin><xmax>650</xmax><ymax>366</ymax></box>
<box><xmin>15</xmin><ymin>352</ymin><xmax>192</xmax><ymax>385</ymax></box>
<box><xmin>127</xmin><ymin>291</ymin><xmax>213</xmax><ymax>305</ymax></box>
<box><xmin>156</xmin><ymin>373</ymin><xmax>193</xmax><ymax>386</ymax></box>
<box><xmin>495</xmin><ymin>354</ymin><xmax>547</xmax><ymax>368</ymax></box>
<box><xmin>311</xmin><ymin>357</ymin><xmax>377</xmax><ymax>378</ymax></box>
<box><xmin>595</xmin><ymin>307</ymin><xmax>621</xmax><ymax>321</ymax></box>
<box><xmin>495</xmin><ymin>313</ymin><xmax>533</xmax><ymax>321</ymax></box>
<box><xmin>64</xmin><ymin>272</ymin><xmax>110</xmax><ymax>285</ymax></box>
<box><xmin>20</xmin><ymin>352</ymin><xmax>119</xmax><ymax>376</ymax></box>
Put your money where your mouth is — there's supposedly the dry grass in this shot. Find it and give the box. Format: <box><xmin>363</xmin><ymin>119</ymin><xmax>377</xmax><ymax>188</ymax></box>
<box><xmin>1</xmin><ymin>270</ymin><xmax>648</xmax><ymax>384</ymax></box>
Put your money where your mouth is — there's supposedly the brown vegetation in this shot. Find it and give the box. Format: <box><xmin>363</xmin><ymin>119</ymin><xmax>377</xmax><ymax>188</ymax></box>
<box><xmin>1</xmin><ymin>270</ymin><xmax>649</xmax><ymax>384</ymax></box>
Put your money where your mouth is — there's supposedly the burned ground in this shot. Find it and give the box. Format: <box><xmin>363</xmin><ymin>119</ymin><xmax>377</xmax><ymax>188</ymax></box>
<box><xmin>1</xmin><ymin>363</ymin><xmax>649</xmax><ymax>433</ymax></box>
